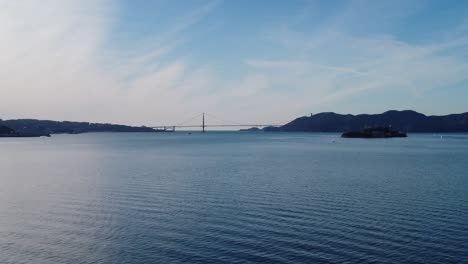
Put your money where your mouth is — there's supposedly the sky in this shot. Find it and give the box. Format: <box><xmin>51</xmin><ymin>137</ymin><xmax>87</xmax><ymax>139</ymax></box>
<box><xmin>1</xmin><ymin>0</ymin><xmax>468</xmax><ymax>126</ymax></box>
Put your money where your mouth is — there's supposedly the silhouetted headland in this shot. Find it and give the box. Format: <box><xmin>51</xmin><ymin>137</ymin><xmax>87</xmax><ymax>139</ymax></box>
<box><xmin>264</xmin><ymin>110</ymin><xmax>468</xmax><ymax>133</ymax></box>
<box><xmin>239</xmin><ymin>127</ymin><xmax>261</xmax><ymax>132</ymax></box>
<box><xmin>0</xmin><ymin>125</ymin><xmax>50</xmax><ymax>137</ymax></box>
<box><xmin>0</xmin><ymin>119</ymin><xmax>155</xmax><ymax>136</ymax></box>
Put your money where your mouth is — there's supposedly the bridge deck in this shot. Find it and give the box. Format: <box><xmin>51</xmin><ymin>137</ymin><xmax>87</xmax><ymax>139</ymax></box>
<box><xmin>149</xmin><ymin>113</ymin><xmax>283</xmax><ymax>131</ymax></box>
<box><xmin>150</xmin><ymin>124</ymin><xmax>279</xmax><ymax>128</ymax></box>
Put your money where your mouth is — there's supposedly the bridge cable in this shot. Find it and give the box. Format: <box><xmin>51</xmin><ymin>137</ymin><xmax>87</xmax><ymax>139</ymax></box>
<box><xmin>205</xmin><ymin>112</ymin><xmax>288</xmax><ymax>126</ymax></box>
<box><xmin>204</xmin><ymin>113</ymin><xmax>244</xmax><ymax>126</ymax></box>
<box><xmin>175</xmin><ymin>113</ymin><xmax>203</xmax><ymax>126</ymax></box>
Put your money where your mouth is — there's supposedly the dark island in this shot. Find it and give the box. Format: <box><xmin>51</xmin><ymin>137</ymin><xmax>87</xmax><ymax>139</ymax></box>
<box><xmin>341</xmin><ymin>127</ymin><xmax>407</xmax><ymax>138</ymax></box>
<box><xmin>0</xmin><ymin>126</ymin><xmax>15</xmax><ymax>135</ymax></box>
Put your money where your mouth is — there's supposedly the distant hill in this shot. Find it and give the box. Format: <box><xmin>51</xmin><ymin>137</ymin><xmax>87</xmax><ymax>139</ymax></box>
<box><xmin>264</xmin><ymin>110</ymin><xmax>468</xmax><ymax>132</ymax></box>
<box><xmin>0</xmin><ymin>119</ymin><xmax>155</xmax><ymax>135</ymax></box>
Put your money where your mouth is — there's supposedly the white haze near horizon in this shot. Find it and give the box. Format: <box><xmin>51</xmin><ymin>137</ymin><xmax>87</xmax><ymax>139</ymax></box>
<box><xmin>1</xmin><ymin>0</ymin><xmax>468</xmax><ymax>127</ymax></box>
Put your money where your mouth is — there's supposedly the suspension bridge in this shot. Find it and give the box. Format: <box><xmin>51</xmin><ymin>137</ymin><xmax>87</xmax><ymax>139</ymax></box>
<box><xmin>149</xmin><ymin>113</ymin><xmax>284</xmax><ymax>132</ymax></box>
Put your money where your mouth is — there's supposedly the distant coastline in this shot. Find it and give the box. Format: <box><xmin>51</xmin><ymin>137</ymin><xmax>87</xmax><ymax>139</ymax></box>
<box><xmin>0</xmin><ymin>125</ymin><xmax>50</xmax><ymax>137</ymax></box>
<box><xmin>3</xmin><ymin>110</ymin><xmax>468</xmax><ymax>137</ymax></box>
<box><xmin>0</xmin><ymin>119</ymin><xmax>155</xmax><ymax>137</ymax></box>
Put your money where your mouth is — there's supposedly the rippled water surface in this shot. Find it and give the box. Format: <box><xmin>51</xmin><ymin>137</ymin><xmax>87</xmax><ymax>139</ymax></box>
<box><xmin>1</xmin><ymin>132</ymin><xmax>467</xmax><ymax>263</ymax></box>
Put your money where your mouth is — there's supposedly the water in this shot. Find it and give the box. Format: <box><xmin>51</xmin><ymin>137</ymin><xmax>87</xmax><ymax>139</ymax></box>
<box><xmin>1</xmin><ymin>132</ymin><xmax>467</xmax><ymax>263</ymax></box>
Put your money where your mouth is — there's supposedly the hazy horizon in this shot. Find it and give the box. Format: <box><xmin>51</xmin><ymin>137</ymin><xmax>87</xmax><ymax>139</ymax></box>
<box><xmin>1</xmin><ymin>109</ymin><xmax>468</xmax><ymax>128</ymax></box>
<box><xmin>2</xmin><ymin>0</ymin><xmax>468</xmax><ymax>126</ymax></box>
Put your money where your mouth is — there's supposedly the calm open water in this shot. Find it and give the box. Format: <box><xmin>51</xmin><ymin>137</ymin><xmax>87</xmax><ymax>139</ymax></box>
<box><xmin>1</xmin><ymin>132</ymin><xmax>467</xmax><ymax>263</ymax></box>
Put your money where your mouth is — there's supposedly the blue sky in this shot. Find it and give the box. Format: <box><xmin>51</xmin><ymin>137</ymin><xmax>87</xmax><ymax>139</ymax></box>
<box><xmin>1</xmin><ymin>0</ymin><xmax>468</xmax><ymax>125</ymax></box>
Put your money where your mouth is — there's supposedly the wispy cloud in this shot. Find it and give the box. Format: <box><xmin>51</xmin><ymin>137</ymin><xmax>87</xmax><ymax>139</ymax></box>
<box><xmin>0</xmin><ymin>0</ymin><xmax>220</xmax><ymax>124</ymax></box>
<box><xmin>1</xmin><ymin>0</ymin><xmax>467</xmax><ymax>126</ymax></box>
<box><xmin>245</xmin><ymin>23</ymin><xmax>468</xmax><ymax>115</ymax></box>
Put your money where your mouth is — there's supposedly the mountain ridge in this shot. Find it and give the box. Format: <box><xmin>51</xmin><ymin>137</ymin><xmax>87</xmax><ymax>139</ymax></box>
<box><xmin>264</xmin><ymin>110</ymin><xmax>468</xmax><ymax>132</ymax></box>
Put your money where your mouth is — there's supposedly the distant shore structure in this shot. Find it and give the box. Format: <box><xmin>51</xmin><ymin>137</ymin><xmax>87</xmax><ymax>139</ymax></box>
<box><xmin>152</xmin><ymin>126</ymin><xmax>176</xmax><ymax>132</ymax></box>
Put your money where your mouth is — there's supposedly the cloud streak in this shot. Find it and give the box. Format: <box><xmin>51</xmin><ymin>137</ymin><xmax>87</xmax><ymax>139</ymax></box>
<box><xmin>1</xmin><ymin>0</ymin><xmax>467</xmax><ymax>126</ymax></box>
<box><xmin>245</xmin><ymin>29</ymin><xmax>468</xmax><ymax>115</ymax></box>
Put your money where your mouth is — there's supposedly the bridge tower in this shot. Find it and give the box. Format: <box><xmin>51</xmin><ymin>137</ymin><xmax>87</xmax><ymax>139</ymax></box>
<box><xmin>202</xmin><ymin>112</ymin><xmax>205</xmax><ymax>133</ymax></box>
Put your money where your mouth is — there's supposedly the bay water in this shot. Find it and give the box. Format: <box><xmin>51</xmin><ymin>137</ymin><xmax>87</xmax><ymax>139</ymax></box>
<box><xmin>1</xmin><ymin>132</ymin><xmax>467</xmax><ymax>263</ymax></box>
